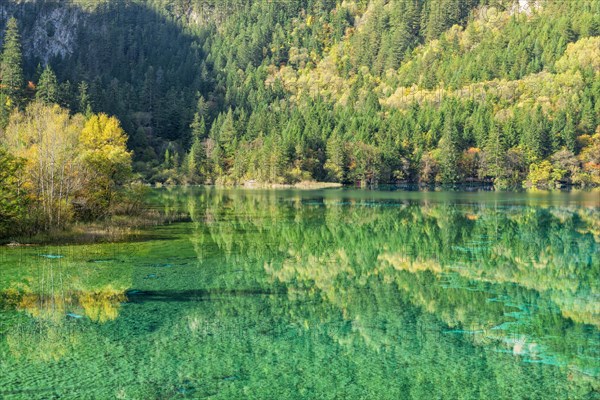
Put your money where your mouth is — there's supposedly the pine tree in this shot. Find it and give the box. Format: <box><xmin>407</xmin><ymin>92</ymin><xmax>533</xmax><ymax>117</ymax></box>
<box><xmin>78</xmin><ymin>81</ymin><xmax>93</xmax><ymax>117</ymax></box>
<box><xmin>522</xmin><ymin>106</ymin><xmax>550</xmax><ymax>161</ymax></box>
<box><xmin>0</xmin><ymin>17</ymin><xmax>24</xmax><ymax>108</ymax></box>
<box><xmin>423</xmin><ymin>0</ymin><xmax>445</xmax><ymax>41</ymax></box>
<box><xmin>190</xmin><ymin>96</ymin><xmax>208</xmax><ymax>144</ymax></box>
<box><xmin>324</xmin><ymin>133</ymin><xmax>347</xmax><ymax>182</ymax></box>
<box><xmin>190</xmin><ymin>115</ymin><xmax>206</xmax><ymax>142</ymax></box>
<box><xmin>551</xmin><ymin>110</ymin><xmax>567</xmax><ymax>150</ymax></box>
<box><xmin>564</xmin><ymin>114</ymin><xmax>577</xmax><ymax>153</ymax></box>
<box><xmin>0</xmin><ymin>92</ymin><xmax>9</xmax><ymax>128</ymax></box>
<box><xmin>164</xmin><ymin>148</ymin><xmax>172</xmax><ymax>169</ymax></box>
<box><xmin>194</xmin><ymin>95</ymin><xmax>208</xmax><ymax>120</ymax></box>
<box><xmin>36</xmin><ymin>65</ymin><xmax>59</xmax><ymax>104</ymax></box>
<box><xmin>267</xmin><ymin>135</ymin><xmax>288</xmax><ymax>183</ymax></box>
<box><xmin>188</xmin><ymin>114</ymin><xmax>207</xmax><ymax>182</ymax></box>
<box><xmin>579</xmin><ymin>97</ymin><xmax>595</xmax><ymax>133</ymax></box>
<box><xmin>34</xmin><ymin>63</ymin><xmax>43</xmax><ymax>83</ymax></box>
<box><xmin>483</xmin><ymin>121</ymin><xmax>506</xmax><ymax>181</ymax></box>
<box><xmin>438</xmin><ymin>115</ymin><xmax>462</xmax><ymax>184</ymax></box>
<box><xmin>219</xmin><ymin>109</ymin><xmax>237</xmax><ymax>159</ymax></box>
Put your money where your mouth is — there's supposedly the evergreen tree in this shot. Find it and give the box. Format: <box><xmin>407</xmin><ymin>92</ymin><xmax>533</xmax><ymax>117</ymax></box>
<box><xmin>36</xmin><ymin>65</ymin><xmax>59</xmax><ymax>104</ymax></box>
<box><xmin>194</xmin><ymin>95</ymin><xmax>208</xmax><ymax>120</ymax></box>
<box><xmin>267</xmin><ymin>135</ymin><xmax>288</xmax><ymax>183</ymax></box>
<box><xmin>438</xmin><ymin>115</ymin><xmax>461</xmax><ymax>184</ymax></box>
<box><xmin>563</xmin><ymin>114</ymin><xmax>577</xmax><ymax>153</ymax></box>
<box><xmin>191</xmin><ymin>115</ymin><xmax>206</xmax><ymax>142</ymax></box>
<box><xmin>34</xmin><ymin>63</ymin><xmax>43</xmax><ymax>82</ymax></box>
<box><xmin>579</xmin><ymin>97</ymin><xmax>596</xmax><ymax>133</ymax></box>
<box><xmin>324</xmin><ymin>134</ymin><xmax>347</xmax><ymax>182</ymax></box>
<box><xmin>522</xmin><ymin>107</ymin><xmax>550</xmax><ymax>161</ymax></box>
<box><xmin>189</xmin><ymin>96</ymin><xmax>208</xmax><ymax>144</ymax></box>
<box><xmin>483</xmin><ymin>121</ymin><xmax>506</xmax><ymax>182</ymax></box>
<box><xmin>0</xmin><ymin>17</ymin><xmax>24</xmax><ymax>108</ymax></box>
<box><xmin>219</xmin><ymin>109</ymin><xmax>237</xmax><ymax>159</ymax></box>
<box><xmin>0</xmin><ymin>92</ymin><xmax>9</xmax><ymax>128</ymax></box>
<box><xmin>164</xmin><ymin>148</ymin><xmax>172</xmax><ymax>169</ymax></box>
<box><xmin>188</xmin><ymin>114</ymin><xmax>207</xmax><ymax>182</ymax></box>
<box><xmin>78</xmin><ymin>81</ymin><xmax>93</xmax><ymax>117</ymax></box>
<box><xmin>551</xmin><ymin>110</ymin><xmax>567</xmax><ymax>150</ymax></box>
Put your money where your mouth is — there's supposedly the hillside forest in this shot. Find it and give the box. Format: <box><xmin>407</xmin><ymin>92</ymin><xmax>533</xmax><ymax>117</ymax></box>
<box><xmin>0</xmin><ymin>0</ymin><xmax>599</xmax><ymax>237</ymax></box>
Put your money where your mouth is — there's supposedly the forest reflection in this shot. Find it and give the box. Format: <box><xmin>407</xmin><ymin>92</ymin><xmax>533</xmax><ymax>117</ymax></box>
<box><xmin>176</xmin><ymin>188</ymin><xmax>599</xmax><ymax>376</ymax></box>
<box><xmin>1</xmin><ymin>188</ymin><xmax>598</xmax><ymax>396</ymax></box>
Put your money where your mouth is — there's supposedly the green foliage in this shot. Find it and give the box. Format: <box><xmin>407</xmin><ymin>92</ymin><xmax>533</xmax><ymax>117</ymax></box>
<box><xmin>35</xmin><ymin>65</ymin><xmax>59</xmax><ymax>104</ymax></box>
<box><xmin>524</xmin><ymin>160</ymin><xmax>560</xmax><ymax>189</ymax></box>
<box><xmin>1</xmin><ymin>102</ymin><xmax>133</xmax><ymax>236</ymax></box>
<box><xmin>187</xmin><ymin>112</ymin><xmax>207</xmax><ymax>183</ymax></box>
<box><xmin>324</xmin><ymin>134</ymin><xmax>347</xmax><ymax>182</ymax></box>
<box><xmin>347</xmin><ymin>142</ymin><xmax>383</xmax><ymax>187</ymax></box>
<box><xmin>438</xmin><ymin>115</ymin><xmax>462</xmax><ymax>184</ymax></box>
<box><xmin>78</xmin><ymin>81</ymin><xmax>93</xmax><ymax>117</ymax></box>
<box><xmin>0</xmin><ymin>17</ymin><xmax>24</xmax><ymax>108</ymax></box>
<box><xmin>0</xmin><ymin>0</ymin><xmax>598</xmax><ymax>188</ymax></box>
<box><xmin>482</xmin><ymin>122</ymin><xmax>505</xmax><ymax>182</ymax></box>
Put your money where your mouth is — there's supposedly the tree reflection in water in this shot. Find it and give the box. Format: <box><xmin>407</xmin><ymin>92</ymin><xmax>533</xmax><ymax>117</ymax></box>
<box><xmin>0</xmin><ymin>187</ymin><xmax>598</xmax><ymax>398</ymax></box>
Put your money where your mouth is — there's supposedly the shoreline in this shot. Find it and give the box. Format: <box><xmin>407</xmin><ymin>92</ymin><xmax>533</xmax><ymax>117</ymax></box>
<box><xmin>0</xmin><ymin>211</ymin><xmax>189</xmax><ymax>247</ymax></box>
<box><xmin>240</xmin><ymin>181</ymin><xmax>343</xmax><ymax>190</ymax></box>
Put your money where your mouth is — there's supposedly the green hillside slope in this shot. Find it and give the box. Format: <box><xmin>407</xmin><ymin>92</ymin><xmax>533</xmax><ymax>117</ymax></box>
<box><xmin>0</xmin><ymin>0</ymin><xmax>599</xmax><ymax>188</ymax></box>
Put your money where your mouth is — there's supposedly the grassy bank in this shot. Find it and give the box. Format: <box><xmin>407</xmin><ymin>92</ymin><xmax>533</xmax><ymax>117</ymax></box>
<box><xmin>1</xmin><ymin>208</ymin><xmax>189</xmax><ymax>246</ymax></box>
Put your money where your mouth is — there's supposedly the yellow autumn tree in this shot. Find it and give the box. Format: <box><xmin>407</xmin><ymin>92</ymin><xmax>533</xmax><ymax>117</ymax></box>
<box><xmin>2</xmin><ymin>103</ymin><xmax>133</xmax><ymax>227</ymax></box>
<box><xmin>3</xmin><ymin>102</ymin><xmax>85</xmax><ymax>230</ymax></box>
<box><xmin>78</xmin><ymin>113</ymin><xmax>132</xmax><ymax>218</ymax></box>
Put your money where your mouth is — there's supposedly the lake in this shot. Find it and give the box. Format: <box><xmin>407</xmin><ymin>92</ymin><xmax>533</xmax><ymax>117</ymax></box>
<box><xmin>1</xmin><ymin>187</ymin><xmax>599</xmax><ymax>399</ymax></box>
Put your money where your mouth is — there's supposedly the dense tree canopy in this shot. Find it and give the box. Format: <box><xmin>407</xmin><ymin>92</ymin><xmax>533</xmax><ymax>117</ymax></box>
<box><xmin>0</xmin><ymin>0</ymin><xmax>598</xmax><ymax>205</ymax></box>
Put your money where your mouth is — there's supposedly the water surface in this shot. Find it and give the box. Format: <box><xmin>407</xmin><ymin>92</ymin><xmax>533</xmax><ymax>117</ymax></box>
<box><xmin>1</xmin><ymin>188</ymin><xmax>599</xmax><ymax>399</ymax></box>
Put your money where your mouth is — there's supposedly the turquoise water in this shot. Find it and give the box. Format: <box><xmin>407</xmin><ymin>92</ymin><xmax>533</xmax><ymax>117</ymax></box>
<box><xmin>1</xmin><ymin>187</ymin><xmax>599</xmax><ymax>399</ymax></box>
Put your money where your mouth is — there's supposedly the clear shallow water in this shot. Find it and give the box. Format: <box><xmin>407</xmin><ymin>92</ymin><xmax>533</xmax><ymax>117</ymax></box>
<box><xmin>0</xmin><ymin>187</ymin><xmax>599</xmax><ymax>399</ymax></box>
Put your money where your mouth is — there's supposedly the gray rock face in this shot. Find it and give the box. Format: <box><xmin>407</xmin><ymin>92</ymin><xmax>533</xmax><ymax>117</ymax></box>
<box><xmin>1</xmin><ymin>3</ymin><xmax>81</xmax><ymax>63</ymax></box>
<box><xmin>0</xmin><ymin>1</ymin><xmax>223</xmax><ymax>64</ymax></box>
<box><xmin>28</xmin><ymin>7</ymin><xmax>80</xmax><ymax>62</ymax></box>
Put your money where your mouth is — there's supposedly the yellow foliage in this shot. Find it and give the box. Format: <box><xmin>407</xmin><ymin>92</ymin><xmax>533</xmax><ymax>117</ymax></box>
<box><xmin>79</xmin><ymin>289</ymin><xmax>126</xmax><ymax>323</ymax></box>
<box><xmin>3</xmin><ymin>102</ymin><xmax>133</xmax><ymax>224</ymax></box>
<box><xmin>555</xmin><ymin>37</ymin><xmax>600</xmax><ymax>73</ymax></box>
<box><xmin>80</xmin><ymin>113</ymin><xmax>132</xmax><ymax>179</ymax></box>
<box><xmin>3</xmin><ymin>102</ymin><xmax>85</xmax><ymax>227</ymax></box>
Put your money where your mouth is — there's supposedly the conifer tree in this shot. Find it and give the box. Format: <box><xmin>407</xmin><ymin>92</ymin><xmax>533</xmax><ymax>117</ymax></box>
<box><xmin>523</xmin><ymin>106</ymin><xmax>550</xmax><ymax>161</ymax></box>
<box><xmin>219</xmin><ymin>109</ymin><xmax>237</xmax><ymax>159</ymax></box>
<box><xmin>438</xmin><ymin>115</ymin><xmax>461</xmax><ymax>183</ymax></box>
<box><xmin>579</xmin><ymin>97</ymin><xmax>596</xmax><ymax>133</ymax></box>
<box><xmin>188</xmin><ymin>114</ymin><xmax>206</xmax><ymax>182</ymax></box>
<box><xmin>483</xmin><ymin>121</ymin><xmax>506</xmax><ymax>181</ymax></box>
<box><xmin>36</xmin><ymin>65</ymin><xmax>59</xmax><ymax>104</ymax></box>
<box><xmin>34</xmin><ymin>63</ymin><xmax>43</xmax><ymax>82</ymax></box>
<box><xmin>563</xmin><ymin>114</ymin><xmax>577</xmax><ymax>153</ymax></box>
<box><xmin>0</xmin><ymin>17</ymin><xmax>24</xmax><ymax>108</ymax></box>
<box><xmin>324</xmin><ymin>133</ymin><xmax>347</xmax><ymax>182</ymax></box>
<box><xmin>78</xmin><ymin>81</ymin><xmax>93</xmax><ymax>117</ymax></box>
<box><xmin>190</xmin><ymin>96</ymin><xmax>208</xmax><ymax>144</ymax></box>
